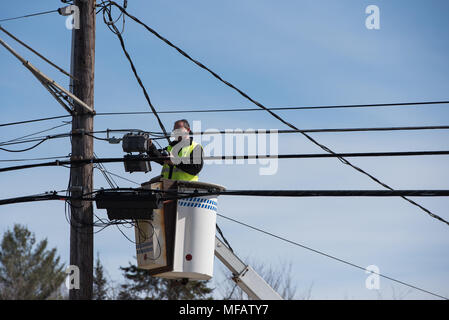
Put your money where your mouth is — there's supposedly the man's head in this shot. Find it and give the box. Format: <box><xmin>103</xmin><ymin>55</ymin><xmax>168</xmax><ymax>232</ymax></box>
<box><xmin>172</xmin><ymin>119</ymin><xmax>191</xmax><ymax>141</ymax></box>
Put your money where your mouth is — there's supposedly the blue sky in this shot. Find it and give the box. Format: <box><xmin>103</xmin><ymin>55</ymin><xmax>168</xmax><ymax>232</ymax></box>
<box><xmin>0</xmin><ymin>0</ymin><xmax>448</xmax><ymax>299</ymax></box>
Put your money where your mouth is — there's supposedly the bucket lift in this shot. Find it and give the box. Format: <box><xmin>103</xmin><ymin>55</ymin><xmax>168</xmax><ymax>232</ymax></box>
<box><xmin>133</xmin><ymin>178</ymin><xmax>283</xmax><ymax>300</ymax></box>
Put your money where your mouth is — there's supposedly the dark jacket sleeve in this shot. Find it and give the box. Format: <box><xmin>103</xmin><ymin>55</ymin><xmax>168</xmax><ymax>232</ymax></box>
<box><xmin>176</xmin><ymin>144</ymin><xmax>204</xmax><ymax>176</ymax></box>
<box><xmin>146</xmin><ymin>143</ymin><xmax>165</xmax><ymax>166</ymax></box>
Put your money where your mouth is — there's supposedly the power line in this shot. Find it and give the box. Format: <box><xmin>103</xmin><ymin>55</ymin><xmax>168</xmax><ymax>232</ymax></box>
<box><xmin>1</xmin><ymin>101</ymin><xmax>448</xmax><ymax>128</ymax></box>
<box><xmin>95</xmin><ymin>168</ymin><xmax>141</xmax><ymax>186</ymax></box>
<box><xmin>0</xmin><ymin>155</ymin><xmax>70</xmax><ymax>163</ymax></box>
<box><xmin>0</xmin><ymin>124</ymin><xmax>445</xmax><ymax>147</ymax></box>
<box><xmin>93</xmin><ymin>152</ymin><xmax>119</xmax><ymax>189</ymax></box>
<box><xmin>3</xmin><ymin>123</ymin><xmax>449</xmax><ymax>148</ymax></box>
<box><xmin>0</xmin><ymin>134</ymin><xmax>70</xmax><ymax>147</ymax></box>
<box><xmin>0</xmin><ymin>115</ymin><xmax>71</xmax><ymax>128</ymax></box>
<box><xmin>3</xmin><ymin>188</ymin><xmax>449</xmax><ymax>206</ymax></box>
<box><xmin>210</xmin><ymin>151</ymin><xmax>449</xmax><ymax>159</ymax></box>
<box><xmin>243</xmin><ymin>125</ymin><xmax>449</xmax><ymax>134</ymax></box>
<box><xmin>101</xmin><ymin>2</ymin><xmax>170</xmax><ymax>144</ymax></box>
<box><xmin>72</xmin><ymin>126</ymin><xmax>449</xmax><ymax>139</ymax></box>
<box><xmin>96</xmin><ymin>101</ymin><xmax>449</xmax><ymax>115</ymax></box>
<box><xmin>185</xmin><ymin>189</ymin><xmax>449</xmax><ymax>197</ymax></box>
<box><xmin>0</xmin><ymin>34</ymin><xmax>94</xmax><ymax>115</ymax></box>
<box><xmin>1</xmin><ymin>151</ymin><xmax>449</xmax><ymax>172</ymax></box>
<box><xmin>0</xmin><ymin>26</ymin><xmax>76</xmax><ymax>80</ymax></box>
<box><xmin>216</xmin><ymin>213</ymin><xmax>448</xmax><ymax>300</ymax></box>
<box><xmin>106</xmin><ymin>1</ymin><xmax>447</xmax><ymax>227</ymax></box>
<box><xmin>0</xmin><ymin>138</ymin><xmax>49</xmax><ymax>152</ymax></box>
<box><xmin>0</xmin><ymin>122</ymin><xmax>70</xmax><ymax>145</ymax></box>
<box><xmin>0</xmin><ymin>9</ymin><xmax>58</xmax><ymax>23</ymax></box>
<box><xmin>118</xmin><ymin>125</ymin><xmax>449</xmax><ymax>137</ymax></box>
<box><xmin>0</xmin><ymin>124</ymin><xmax>445</xmax><ymax>148</ymax></box>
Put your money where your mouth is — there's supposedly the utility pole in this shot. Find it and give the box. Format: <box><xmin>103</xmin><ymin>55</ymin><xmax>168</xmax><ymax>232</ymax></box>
<box><xmin>69</xmin><ymin>0</ymin><xmax>96</xmax><ymax>300</ymax></box>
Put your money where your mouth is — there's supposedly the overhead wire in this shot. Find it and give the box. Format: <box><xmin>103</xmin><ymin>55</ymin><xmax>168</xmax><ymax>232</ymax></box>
<box><xmin>1</xmin><ymin>151</ymin><xmax>449</xmax><ymax>172</ymax></box>
<box><xmin>0</xmin><ymin>115</ymin><xmax>71</xmax><ymax>128</ymax></box>
<box><xmin>4</xmin><ymin>188</ymin><xmax>449</xmax><ymax>207</ymax></box>
<box><xmin>1</xmin><ymin>101</ymin><xmax>448</xmax><ymax>128</ymax></box>
<box><xmin>0</xmin><ymin>138</ymin><xmax>49</xmax><ymax>152</ymax></box>
<box><xmin>100</xmin><ymin>0</ymin><xmax>170</xmax><ymax>144</ymax></box>
<box><xmin>95</xmin><ymin>167</ymin><xmax>141</xmax><ymax>186</ymax></box>
<box><xmin>104</xmin><ymin>1</ymin><xmax>448</xmax><ymax>226</ymax></box>
<box><xmin>94</xmin><ymin>152</ymin><xmax>119</xmax><ymax>189</ymax></box>
<box><xmin>215</xmin><ymin>213</ymin><xmax>448</xmax><ymax>300</ymax></box>
<box><xmin>0</xmin><ymin>122</ymin><xmax>70</xmax><ymax>145</ymax></box>
<box><xmin>96</xmin><ymin>101</ymin><xmax>449</xmax><ymax>115</ymax></box>
<box><xmin>216</xmin><ymin>224</ymin><xmax>234</xmax><ymax>252</ymax></box>
<box><xmin>0</xmin><ymin>26</ymin><xmax>76</xmax><ymax>80</ymax></box>
<box><xmin>3</xmin><ymin>124</ymin><xmax>449</xmax><ymax>150</ymax></box>
<box><xmin>0</xmin><ymin>155</ymin><xmax>70</xmax><ymax>162</ymax></box>
<box><xmin>72</xmin><ymin>125</ymin><xmax>449</xmax><ymax>139</ymax></box>
<box><xmin>0</xmin><ymin>9</ymin><xmax>59</xmax><ymax>23</ymax></box>
<box><xmin>92</xmin><ymin>152</ymin><xmax>138</xmax><ymax>241</ymax></box>
<box><xmin>96</xmin><ymin>125</ymin><xmax>449</xmax><ymax>138</ymax></box>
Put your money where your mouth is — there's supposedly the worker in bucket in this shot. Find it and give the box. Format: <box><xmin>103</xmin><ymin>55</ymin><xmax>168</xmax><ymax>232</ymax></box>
<box><xmin>147</xmin><ymin>119</ymin><xmax>204</xmax><ymax>181</ymax></box>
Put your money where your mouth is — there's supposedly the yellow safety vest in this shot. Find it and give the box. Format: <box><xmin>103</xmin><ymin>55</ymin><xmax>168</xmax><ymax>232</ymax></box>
<box><xmin>161</xmin><ymin>140</ymin><xmax>201</xmax><ymax>181</ymax></box>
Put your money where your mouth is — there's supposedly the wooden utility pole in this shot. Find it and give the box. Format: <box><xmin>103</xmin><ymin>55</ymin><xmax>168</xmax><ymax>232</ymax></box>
<box><xmin>69</xmin><ymin>0</ymin><xmax>96</xmax><ymax>300</ymax></box>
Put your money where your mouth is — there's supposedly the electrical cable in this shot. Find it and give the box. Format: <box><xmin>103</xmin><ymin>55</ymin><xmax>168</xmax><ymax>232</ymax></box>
<box><xmin>4</xmin><ymin>188</ymin><xmax>449</xmax><ymax>207</ymax></box>
<box><xmin>0</xmin><ymin>155</ymin><xmax>70</xmax><ymax>162</ymax></box>
<box><xmin>1</xmin><ymin>151</ymin><xmax>449</xmax><ymax>173</ymax></box>
<box><xmin>174</xmin><ymin>189</ymin><xmax>449</xmax><ymax>198</ymax></box>
<box><xmin>0</xmin><ymin>137</ymin><xmax>49</xmax><ymax>152</ymax></box>
<box><xmin>216</xmin><ymin>213</ymin><xmax>448</xmax><ymax>300</ymax></box>
<box><xmin>0</xmin><ymin>134</ymin><xmax>69</xmax><ymax>147</ymax></box>
<box><xmin>216</xmin><ymin>224</ymin><xmax>234</xmax><ymax>252</ymax></box>
<box><xmin>4</xmin><ymin>124</ymin><xmax>449</xmax><ymax>149</ymax></box>
<box><xmin>1</xmin><ymin>101</ymin><xmax>447</xmax><ymax>128</ymax></box>
<box><xmin>105</xmin><ymin>0</ymin><xmax>447</xmax><ymax>226</ymax></box>
<box><xmin>96</xmin><ymin>101</ymin><xmax>449</xmax><ymax>115</ymax></box>
<box><xmin>95</xmin><ymin>168</ymin><xmax>141</xmax><ymax>186</ymax></box>
<box><xmin>101</xmin><ymin>1</ymin><xmax>170</xmax><ymax>144</ymax></box>
<box><xmin>0</xmin><ymin>26</ymin><xmax>76</xmax><ymax>80</ymax></box>
<box><xmin>0</xmin><ymin>115</ymin><xmax>71</xmax><ymax>128</ymax></box>
<box><xmin>86</xmin><ymin>125</ymin><xmax>449</xmax><ymax>139</ymax></box>
<box><xmin>0</xmin><ymin>122</ymin><xmax>70</xmax><ymax>145</ymax></box>
<box><xmin>99</xmin><ymin>0</ymin><xmax>127</xmax><ymax>35</ymax></box>
<box><xmin>0</xmin><ymin>9</ymin><xmax>59</xmax><ymax>23</ymax></box>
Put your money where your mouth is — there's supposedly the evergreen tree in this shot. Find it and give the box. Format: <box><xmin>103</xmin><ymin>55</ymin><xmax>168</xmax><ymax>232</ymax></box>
<box><xmin>118</xmin><ymin>262</ymin><xmax>213</xmax><ymax>300</ymax></box>
<box><xmin>93</xmin><ymin>252</ymin><xmax>108</xmax><ymax>300</ymax></box>
<box><xmin>0</xmin><ymin>224</ymin><xmax>65</xmax><ymax>300</ymax></box>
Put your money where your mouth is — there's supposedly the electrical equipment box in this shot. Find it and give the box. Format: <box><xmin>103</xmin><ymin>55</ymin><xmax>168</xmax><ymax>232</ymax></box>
<box><xmin>134</xmin><ymin>179</ymin><xmax>226</xmax><ymax>280</ymax></box>
<box><xmin>123</xmin><ymin>154</ymin><xmax>152</xmax><ymax>173</ymax></box>
<box><xmin>95</xmin><ymin>189</ymin><xmax>162</xmax><ymax>220</ymax></box>
<box><xmin>122</xmin><ymin>132</ymin><xmax>150</xmax><ymax>153</ymax></box>
<box><xmin>122</xmin><ymin>132</ymin><xmax>152</xmax><ymax>173</ymax></box>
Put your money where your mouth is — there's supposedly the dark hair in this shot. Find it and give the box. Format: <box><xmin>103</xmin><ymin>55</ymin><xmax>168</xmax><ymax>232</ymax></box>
<box><xmin>175</xmin><ymin>119</ymin><xmax>190</xmax><ymax>130</ymax></box>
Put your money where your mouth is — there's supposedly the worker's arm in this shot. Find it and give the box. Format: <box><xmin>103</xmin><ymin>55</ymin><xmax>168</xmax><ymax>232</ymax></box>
<box><xmin>146</xmin><ymin>142</ymin><xmax>166</xmax><ymax>166</ymax></box>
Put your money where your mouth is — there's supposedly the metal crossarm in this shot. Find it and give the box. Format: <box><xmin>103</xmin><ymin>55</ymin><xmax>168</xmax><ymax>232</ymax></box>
<box><xmin>0</xmin><ymin>36</ymin><xmax>94</xmax><ymax>115</ymax></box>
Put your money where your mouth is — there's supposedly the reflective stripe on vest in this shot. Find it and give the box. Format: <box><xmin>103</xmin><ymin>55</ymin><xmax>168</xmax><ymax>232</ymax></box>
<box><xmin>161</xmin><ymin>140</ymin><xmax>200</xmax><ymax>181</ymax></box>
